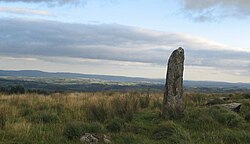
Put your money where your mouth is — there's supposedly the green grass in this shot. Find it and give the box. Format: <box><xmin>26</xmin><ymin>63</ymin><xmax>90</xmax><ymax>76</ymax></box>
<box><xmin>0</xmin><ymin>92</ymin><xmax>249</xmax><ymax>143</ymax></box>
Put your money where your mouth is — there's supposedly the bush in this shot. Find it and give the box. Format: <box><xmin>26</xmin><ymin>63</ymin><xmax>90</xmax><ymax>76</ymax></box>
<box><xmin>152</xmin><ymin>121</ymin><xmax>191</xmax><ymax>143</ymax></box>
<box><xmin>209</xmin><ymin>106</ymin><xmax>243</xmax><ymax>127</ymax></box>
<box><xmin>63</xmin><ymin>121</ymin><xmax>105</xmax><ymax>140</ymax></box>
<box><xmin>106</xmin><ymin>118</ymin><xmax>125</xmax><ymax>133</ymax></box>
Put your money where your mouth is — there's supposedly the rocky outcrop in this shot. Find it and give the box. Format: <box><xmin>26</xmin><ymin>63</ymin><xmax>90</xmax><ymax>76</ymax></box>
<box><xmin>80</xmin><ymin>133</ymin><xmax>111</xmax><ymax>144</ymax></box>
<box><xmin>162</xmin><ymin>47</ymin><xmax>185</xmax><ymax>119</ymax></box>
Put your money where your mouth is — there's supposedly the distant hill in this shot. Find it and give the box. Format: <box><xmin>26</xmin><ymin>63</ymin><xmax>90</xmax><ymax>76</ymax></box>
<box><xmin>183</xmin><ymin>81</ymin><xmax>250</xmax><ymax>88</ymax></box>
<box><xmin>0</xmin><ymin>70</ymin><xmax>163</xmax><ymax>83</ymax></box>
<box><xmin>1</xmin><ymin>70</ymin><xmax>250</xmax><ymax>88</ymax></box>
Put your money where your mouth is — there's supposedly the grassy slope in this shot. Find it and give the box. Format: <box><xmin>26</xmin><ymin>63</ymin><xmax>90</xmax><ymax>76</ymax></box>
<box><xmin>0</xmin><ymin>92</ymin><xmax>249</xmax><ymax>144</ymax></box>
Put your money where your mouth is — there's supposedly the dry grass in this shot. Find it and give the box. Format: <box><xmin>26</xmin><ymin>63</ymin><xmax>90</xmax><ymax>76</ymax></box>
<box><xmin>0</xmin><ymin>92</ymin><xmax>249</xmax><ymax>144</ymax></box>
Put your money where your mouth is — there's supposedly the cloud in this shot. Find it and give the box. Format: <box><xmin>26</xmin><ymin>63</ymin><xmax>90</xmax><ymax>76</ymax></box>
<box><xmin>0</xmin><ymin>7</ymin><xmax>52</xmax><ymax>16</ymax></box>
<box><xmin>180</xmin><ymin>0</ymin><xmax>250</xmax><ymax>21</ymax></box>
<box><xmin>0</xmin><ymin>0</ymin><xmax>84</xmax><ymax>6</ymax></box>
<box><xmin>0</xmin><ymin>18</ymin><xmax>250</xmax><ymax>78</ymax></box>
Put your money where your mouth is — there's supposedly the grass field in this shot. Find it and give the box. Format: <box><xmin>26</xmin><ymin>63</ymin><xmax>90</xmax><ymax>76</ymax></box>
<box><xmin>0</xmin><ymin>92</ymin><xmax>249</xmax><ymax>144</ymax></box>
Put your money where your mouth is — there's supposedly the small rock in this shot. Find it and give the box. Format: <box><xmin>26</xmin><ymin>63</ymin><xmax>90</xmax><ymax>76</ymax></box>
<box><xmin>104</xmin><ymin>138</ymin><xmax>111</xmax><ymax>144</ymax></box>
<box><xmin>80</xmin><ymin>133</ymin><xmax>98</xmax><ymax>144</ymax></box>
<box><xmin>221</xmin><ymin>103</ymin><xmax>241</xmax><ymax>112</ymax></box>
<box><xmin>101</xmin><ymin>135</ymin><xmax>111</xmax><ymax>144</ymax></box>
<box><xmin>80</xmin><ymin>133</ymin><xmax>111</xmax><ymax>144</ymax></box>
<box><xmin>218</xmin><ymin>97</ymin><xmax>230</xmax><ymax>101</ymax></box>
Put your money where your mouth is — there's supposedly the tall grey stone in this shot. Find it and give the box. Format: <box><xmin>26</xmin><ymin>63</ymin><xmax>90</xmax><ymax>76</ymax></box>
<box><xmin>162</xmin><ymin>47</ymin><xmax>184</xmax><ymax>119</ymax></box>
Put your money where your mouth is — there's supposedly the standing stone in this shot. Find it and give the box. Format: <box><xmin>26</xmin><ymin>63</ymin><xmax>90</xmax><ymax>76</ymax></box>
<box><xmin>162</xmin><ymin>47</ymin><xmax>185</xmax><ymax>119</ymax></box>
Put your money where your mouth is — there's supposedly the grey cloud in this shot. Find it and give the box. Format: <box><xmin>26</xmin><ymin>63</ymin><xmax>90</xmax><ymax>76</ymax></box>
<box><xmin>0</xmin><ymin>7</ymin><xmax>52</xmax><ymax>16</ymax></box>
<box><xmin>0</xmin><ymin>0</ymin><xmax>79</xmax><ymax>3</ymax></box>
<box><xmin>180</xmin><ymin>0</ymin><xmax>250</xmax><ymax>21</ymax></box>
<box><xmin>0</xmin><ymin>0</ymin><xmax>84</xmax><ymax>6</ymax></box>
<box><xmin>0</xmin><ymin>18</ymin><xmax>250</xmax><ymax>76</ymax></box>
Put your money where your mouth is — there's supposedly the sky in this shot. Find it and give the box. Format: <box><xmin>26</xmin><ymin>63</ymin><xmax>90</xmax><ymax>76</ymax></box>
<box><xmin>0</xmin><ymin>0</ymin><xmax>250</xmax><ymax>82</ymax></box>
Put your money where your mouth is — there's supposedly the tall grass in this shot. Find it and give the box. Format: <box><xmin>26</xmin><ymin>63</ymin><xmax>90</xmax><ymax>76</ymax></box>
<box><xmin>0</xmin><ymin>92</ymin><xmax>249</xmax><ymax>143</ymax></box>
<box><xmin>0</xmin><ymin>108</ymin><xmax>6</xmax><ymax>129</ymax></box>
<box><xmin>85</xmin><ymin>93</ymin><xmax>140</xmax><ymax>122</ymax></box>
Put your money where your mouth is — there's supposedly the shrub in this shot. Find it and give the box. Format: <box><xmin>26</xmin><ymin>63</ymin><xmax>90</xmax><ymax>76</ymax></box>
<box><xmin>152</xmin><ymin>121</ymin><xmax>191</xmax><ymax>143</ymax></box>
<box><xmin>85</xmin><ymin>99</ymin><xmax>109</xmax><ymax>123</ymax></box>
<box><xmin>63</xmin><ymin>121</ymin><xmax>105</xmax><ymax>140</ymax></box>
<box><xmin>209</xmin><ymin>106</ymin><xmax>243</xmax><ymax>127</ymax></box>
<box><xmin>106</xmin><ymin>118</ymin><xmax>125</xmax><ymax>133</ymax></box>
